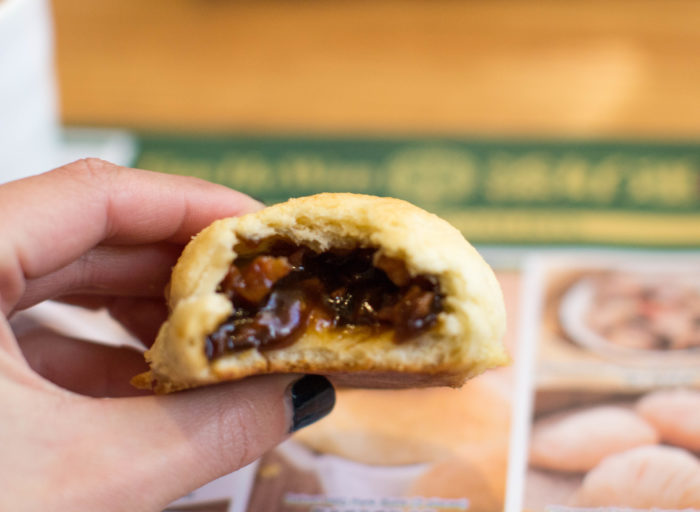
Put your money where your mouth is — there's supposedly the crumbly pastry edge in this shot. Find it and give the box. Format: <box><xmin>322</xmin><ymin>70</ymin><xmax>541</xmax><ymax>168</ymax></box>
<box><xmin>132</xmin><ymin>193</ymin><xmax>508</xmax><ymax>393</ymax></box>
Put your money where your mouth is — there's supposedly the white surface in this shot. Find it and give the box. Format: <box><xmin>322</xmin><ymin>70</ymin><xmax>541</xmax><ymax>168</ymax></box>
<box><xmin>0</xmin><ymin>0</ymin><xmax>138</xmax><ymax>184</ymax></box>
<box><xmin>0</xmin><ymin>0</ymin><xmax>61</xmax><ymax>183</ymax></box>
<box><xmin>0</xmin><ymin>127</ymin><xmax>139</xmax><ymax>185</ymax></box>
<box><xmin>277</xmin><ymin>440</ymin><xmax>429</xmax><ymax>497</ymax></box>
<box><xmin>58</xmin><ymin>127</ymin><xmax>138</xmax><ymax>169</ymax></box>
<box><xmin>504</xmin><ymin>254</ymin><xmax>541</xmax><ymax>512</ymax></box>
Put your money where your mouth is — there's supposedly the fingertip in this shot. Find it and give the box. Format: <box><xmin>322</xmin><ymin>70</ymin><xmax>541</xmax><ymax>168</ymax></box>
<box><xmin>224</xmin><ymin>189</ymin><xmax>265</xmax><ymax>215</ymax></box>
<box><xmin>250</xmin><ymin>199</ymin><xmax>267</xmax><ymax>212</ymax></box>
<box><xmin>247</xmin><ymin>196</ymin><xmax>268</xmax><ymax>211</ymax></box>
<box><xmin>237</xmin><ymin>196</ymin><xmax>266</xmax><ymax>216</ymax></box>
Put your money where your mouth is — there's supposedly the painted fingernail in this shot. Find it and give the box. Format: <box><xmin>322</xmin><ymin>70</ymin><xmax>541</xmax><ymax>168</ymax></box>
<box><xmin>289</xmin><ymin>375</ymin><xmax>335</xmax><ymax>433</ymax></box>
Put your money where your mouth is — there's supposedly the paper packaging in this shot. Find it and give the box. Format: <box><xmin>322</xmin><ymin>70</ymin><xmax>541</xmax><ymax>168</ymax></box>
<box><xmin>512</xmin><ymin>252</ymin><xmax>700</xmax><ymax>511</ymax></box>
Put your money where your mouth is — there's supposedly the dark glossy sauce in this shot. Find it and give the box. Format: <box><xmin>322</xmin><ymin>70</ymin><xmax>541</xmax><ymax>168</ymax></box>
<box><xmin>205</xmin><ymin>243</ymin><xmax>443</xmax><ymax>360</ymax></box>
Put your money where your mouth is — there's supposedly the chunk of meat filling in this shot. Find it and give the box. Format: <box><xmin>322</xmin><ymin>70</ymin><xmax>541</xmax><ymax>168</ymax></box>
<box><xmin>220</xmin><ymin>255</ymin><xmax>292</xmax><ymax>304</ymax></box>
<box><xmin>391</xmin><ymin>281</ymin><xmax>442</xmax><ymax>340</ymax></box>
<box><xmin>205</xmin><ymin>246</ymin><xmax>444</xmax><ymax>359</ymax></box>
<box><xmin>375</xmin><ymin>254</ymin><xmax>411</xmax><ymax>287</ymax></box>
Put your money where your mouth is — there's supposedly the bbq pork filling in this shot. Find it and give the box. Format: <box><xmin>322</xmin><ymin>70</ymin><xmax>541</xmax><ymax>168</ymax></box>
<box><xmin>205</xmin><ymin>240</ymin><xmax>444</xmax><ymax>360</ymax></box>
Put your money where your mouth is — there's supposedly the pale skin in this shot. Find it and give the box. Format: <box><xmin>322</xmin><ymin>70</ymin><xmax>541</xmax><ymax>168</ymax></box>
<box><xmin>0</xmin><ymin>159</ymin><xmax>300</xmax><ymax>511</ymax></box>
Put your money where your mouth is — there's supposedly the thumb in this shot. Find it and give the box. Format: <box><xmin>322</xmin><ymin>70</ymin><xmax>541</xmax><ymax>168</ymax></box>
<box><xmin>85</xmin><ymin>374</ymin><xmax>334</xmax><ymax>510</ymax></box>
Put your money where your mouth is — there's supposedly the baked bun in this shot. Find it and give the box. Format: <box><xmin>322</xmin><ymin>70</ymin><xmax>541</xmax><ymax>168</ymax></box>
<box><xmin>133</xmin><ymin>193</ymin><xmax>507</xmax><ymax>393</ymax></box>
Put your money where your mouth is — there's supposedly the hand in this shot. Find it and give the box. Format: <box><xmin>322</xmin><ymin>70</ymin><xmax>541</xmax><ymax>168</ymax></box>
<box><xmin>0</xmin><ymin>159</ymin><xmax>335</xmax><ymax>511</ymax></box>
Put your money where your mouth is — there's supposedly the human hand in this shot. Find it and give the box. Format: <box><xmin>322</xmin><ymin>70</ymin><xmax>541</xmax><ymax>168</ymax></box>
<box><xmin>0</xmin><ymin>159</ymin><xmax>335</xmax><ymax>511</ymax></box>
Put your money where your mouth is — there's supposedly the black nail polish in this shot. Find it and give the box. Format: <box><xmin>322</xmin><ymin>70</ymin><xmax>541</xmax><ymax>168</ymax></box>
<box><xmin>289</xmin><ymin>375</ymin><xmax>335</xmax><ymax>433</ymax></box>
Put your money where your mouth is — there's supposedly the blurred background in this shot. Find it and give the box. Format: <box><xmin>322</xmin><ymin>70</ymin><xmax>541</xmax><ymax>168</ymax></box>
<box><xmin>53</xmin><ymin>0</ymin><xmax>699</xmax><ymax>137</ymax></box>
<box><xmin>3</xmin><ymin>0</ymin><xmax>699</xmax><ymax>245</ymax></box>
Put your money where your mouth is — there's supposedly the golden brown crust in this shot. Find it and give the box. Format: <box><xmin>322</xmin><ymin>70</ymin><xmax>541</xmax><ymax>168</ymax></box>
<box><xmin>134</xmin><ymin>193</ymin><xmax>508</xmax><ymax>393</ymax></box>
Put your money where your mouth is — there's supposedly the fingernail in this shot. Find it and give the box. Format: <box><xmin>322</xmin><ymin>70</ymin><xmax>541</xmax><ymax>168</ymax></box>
<box><xmin>288</xmin><ymin>375</ymin><xmax>335</xmax><ymax>433</ymax></box>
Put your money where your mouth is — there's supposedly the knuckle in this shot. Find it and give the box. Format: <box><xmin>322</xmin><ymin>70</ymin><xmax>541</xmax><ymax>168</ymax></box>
<box><xmin>53</xmin><ymin>158</ymin><xmax>125</xmax><ymax>195</ymax></box>
<box><xmin>58</xmin><ymin>158</ymin><xmax>119</xmax><ymax>181</ymax></box>
<box><xmin>54</xmin><ymin>158</ymin><xmax>125</xmax><ymax>237</ymax></box>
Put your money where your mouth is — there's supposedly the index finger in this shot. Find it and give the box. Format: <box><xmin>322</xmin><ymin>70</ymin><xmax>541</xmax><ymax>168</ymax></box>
<box><xmin>0</xmin><ymin>159</ymin><xmax>263</xmax><ymax>313</ymax></box>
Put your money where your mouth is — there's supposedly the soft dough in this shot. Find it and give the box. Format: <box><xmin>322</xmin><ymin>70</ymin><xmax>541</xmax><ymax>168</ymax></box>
<box><xmin>134</xmin><ymin>193</ymin><xmax>508</xmax><ymax>393</ymax></box>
